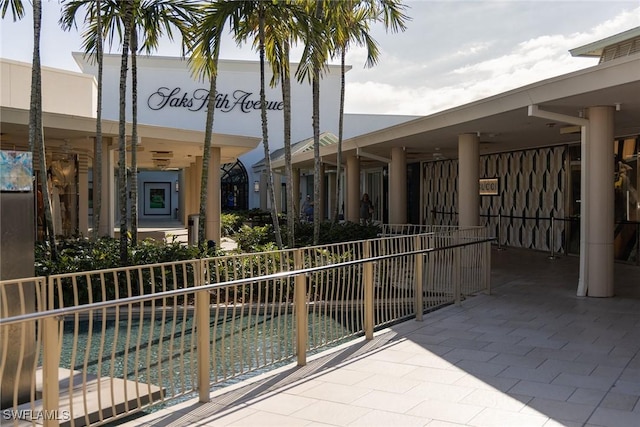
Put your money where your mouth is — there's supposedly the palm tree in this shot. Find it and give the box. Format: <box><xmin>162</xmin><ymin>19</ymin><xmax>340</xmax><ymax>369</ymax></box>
<box><xmin>297</xmin><ymin>0</ymin><xmax>333</xmax><ymax>245</ymax></box>
<box><xmin>1</xmin><ymin>0</ymin><xmax>58</xmax><ymax>259</ymax></box>
<box><xmin>187</xmin><ymin>1</ymin><xmax>229</xmax><ymax>248</ymax></box>
<box><xmin>60</xmin><ymin>0</ymin><xmax>105</xmax><ymax>239</ymax></box>
<box><xmin>66</xmin><ymin>0</ymin><xmax>197</xmax><ymax>250</ymax></box>
<box><xmin>129</xmin><ymin>0</ymin><xmax>198</xmax><ymax>245</ymax></box>
<box><xmin>329</xmin><ymin>0</ymin><xmax>409</xmax><ymax>223</ymax></box>
<box><xmin>234</xmin><ymin>1</ymin><xmax>292</xmax><ymax>249</ymax></box>
<box><xmin>261</xmin><ymin>1</ymin><xmax>309</xmax><ymax>248</ymax></box>
<box><xmin>117</xmin><ymin>0</ymin><xmax>133</xmax><ymax>264</ymax></box>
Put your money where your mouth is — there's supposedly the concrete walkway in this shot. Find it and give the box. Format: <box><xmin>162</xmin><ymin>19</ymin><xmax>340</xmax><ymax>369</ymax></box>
<box><xmin>120</xmin><ymin>248</ymin><xmax>640</xmax><ymax>427</ymax></box>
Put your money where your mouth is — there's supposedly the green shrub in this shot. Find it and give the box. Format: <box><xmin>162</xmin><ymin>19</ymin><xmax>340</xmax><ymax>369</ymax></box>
<box><xmin>234</xmin><ymin>224</ymin><xmax>275</xmax><ymax>252</ymax></box>
<box><xmin>35</xmin><ymin>236</ymin><xmax>212</xmax><ymax>277</ymax></box>
<box><xmin>221</xmin><ymin>212</ymin><xmax>246</xmax><ymax>236</ymax></box>
<box><xmin>294</xmin><ymin>221</ymin><xmax>380</xmax><ymax>246</ymax></box>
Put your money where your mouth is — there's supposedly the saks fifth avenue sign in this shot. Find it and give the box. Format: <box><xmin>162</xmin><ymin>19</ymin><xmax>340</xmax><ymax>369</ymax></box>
<box><xmin>147</xmin><ymin>87</ymin><xmax>284</xmax><ymax>113</ymax></box>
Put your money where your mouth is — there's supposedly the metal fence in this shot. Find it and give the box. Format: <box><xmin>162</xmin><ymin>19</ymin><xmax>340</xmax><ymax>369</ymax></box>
<box><xmin>0</xmin><ymin>228</ymin><xmax>492</xmax><ymax>427</ymax></box>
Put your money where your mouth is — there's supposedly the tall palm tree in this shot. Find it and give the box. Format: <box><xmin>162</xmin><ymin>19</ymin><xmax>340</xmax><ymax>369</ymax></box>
<box><xmin>200</xmin><ymin>0</ymin><xmax>289</xmax><ymax>249</ymax></box>
<box><xmin>187</xmin><ymin>0</ymin><xmax>230</xmax><ymax>248</ymax></box>
<box><xmin>235</xmin><ymin>1</ymin><xmax>293</xmax><ymax>249</ymax></box>
<box><xmin>66</xmin><ymin>0</ymin><xmax>197</xmax><ymax>249</ymax></box>
<box><xmin>129</xmin><ymin>0</ymin><xmax>198</xmax><ymax>245</ymax></box>
<box><xmin>117</xmin><ymin>0</ymin><xmax>133</xmax><ymax>264</ymax></box>
<box><xmin>261</xmin><ymin>1</ymin><xmax>309</xmax><ymax>248</ymax></box>
<box><xmin>1</xmin><ymin>0</ymin><xmax>58</xmax><ymax>259</ymax></box>
<box><xmin>255</xmin><ymin>2</ymin><xmax>284</xmax><ymax>249</ymax></box>
<box><xmin>297</xmin><ymin>0</ymin><xmax>333</xmax><ymax>245</ymax></box>
<box><xmin>60</xmin><ymin>0</ymin><xmax>105</xmax><ymax>239</ymax></box>
<box><xmin>330</xmin><ymin>0</ymin><xmax>408</xmax><ymax>223</ymax></box>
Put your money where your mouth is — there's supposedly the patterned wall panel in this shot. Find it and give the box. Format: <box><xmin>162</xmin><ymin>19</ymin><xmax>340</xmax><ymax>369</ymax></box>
<box><xmin>422</xmin><ymin>146</ymin><xmax>567</xmax><ymax>253</ymax></box>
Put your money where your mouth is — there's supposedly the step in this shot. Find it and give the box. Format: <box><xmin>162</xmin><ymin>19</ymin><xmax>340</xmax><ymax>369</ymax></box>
<box><xmin>14</xmin><ymin>368</ymin><xmax>163</xmax><ymax>426</ymax></box>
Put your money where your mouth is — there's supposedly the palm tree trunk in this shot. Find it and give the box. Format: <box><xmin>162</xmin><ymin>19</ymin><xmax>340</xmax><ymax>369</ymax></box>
<box><xmin>282</xmin><ymin>41</ymin><xmax>295</xmax><ymax>248</ymax></box>
<box><xmin>93</xmin><ymin>0</ymin><xmax>103</xmax><ymax>239</ymax></box>
<box><xmin>130</xmin><ymin>27</ymin><xmax>138</xmax><ymax>246</ymax></box>
<box><xmin>311</xmin><ymin>0</ymin><xmax>323</xmax><ymax>245</ymax></box>
<box><xmin>199</xmin><ymin>56</ymin><xmax>219</xmax><ymax>249</ymax></box>
<box><xmin>312</xmin><ymin>71</ymin><xmax>320</xmax><ymax>245</ymax></box>
<box><xmin>118</xmin><ymin>0</ymin><xmax>132</xmax><ymax>265</ymax></box>
<box><xmin>30</xmin><ymin>0</ymin><xmax>57</xmax><ymax>259</ymax></box>
<box><xmin>333</xmin><ymin>47</ymin><xmax>346</xmax><ymax>224</ymax></box>
<box><xmin>258</xmin><ymin>6</ymin><xmax>283</xmax><ymax>249</ymax></box>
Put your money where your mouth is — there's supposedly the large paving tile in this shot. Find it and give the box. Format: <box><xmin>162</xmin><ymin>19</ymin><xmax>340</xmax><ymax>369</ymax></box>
<box><xmin>509</xmin><ymin>380</ymin><xmax>576</xmax><ymax>401</ymax></box>
<box><xmin>350</xmin><ymin>390</ymin><xmax>425</xmax><ymax>413</ymax></box>
<box><xmin>467</xmin><ymin>407</ymin><xmax>549</xmax><ymax>426</ymax></box>
<box><xmin>406</xmin><ymin>399</ymin><xmax>484</xmax><ymax>424</ymax></box>
<box><xmin>348</xmin><ymin>409</ymin><xmax>427</xmax><ymax>426</ymax></box>
<box><xmin>289</xmin><ymin>400</ymin><xmax>371</xmax><ymax>426</ymax></box>
<box><xmin>526</xmin><ymin>397</ymin><xmax>596</xmax><ymax>424</ymax></box>
<box><xmin>587</xmin><ymin>407</ymin><xmax>640</xmax><ymax>427</ymax></box>
<box><xmin>297</xmin><ymin>381</ymin><xmax>370</xmax><ymax>404</ymax></box>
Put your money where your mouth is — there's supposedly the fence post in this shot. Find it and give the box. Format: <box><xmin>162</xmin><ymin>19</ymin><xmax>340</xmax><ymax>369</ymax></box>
<box><xmin>363</xmin><ymin>240</ymin><xmax>374</xmax><ymax>340</ymax></box>
<box><xmin>453</xmin><ymin>236</ymin><xmax>461</xmax><ymax>306</ymax></box>
<box><xmin>414</xmin><ymin>235</ymin><xmax>424</xmax><ymax>321</ymax></box>
<box><xmin>294</xmin><ymin>249</ymin><xmax>308</xmax><ymax>366</ymax></box>
<box><xmin>497</xmin><ymin>213</ymin><xmax>505</xmax><ymax>251</ymax></box>
<box><xmin>548</xmin><ymin>213</ymin><xmax>556</xmax><ymax>260</ymax></box>
<box><xmin>195</xmin><ymin>259</ymin><xmax>210</xmax><ymax>403</ymax></box>
<box><xmin>484</xmin><ymin>239</ymin><xmax>492</xmax><ymax>295</ymax></box>
<box><xmin>42</xmin><ymin>277</ymin><xmax>60</xmax><ymax>427</ymax></box>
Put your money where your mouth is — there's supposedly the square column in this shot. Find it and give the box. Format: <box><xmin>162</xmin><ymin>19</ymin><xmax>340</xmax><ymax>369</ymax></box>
<box><xmin>390</xmin><ymin>147</ymin><xmax>407</xmax><ymax>224</ymax></box>
<box><xmin>274</xmin><ymin>172</ymin><xmax>283</xmax><ymax>212</ymax></box>
<box><xmin>319</xmin><ymin>164</ymin><xmax>326</xmax><ymax>220</ymax></box>
<box><xmin>328</xmin><ymin>171</ymin><xmax>337</xmax><ymax>220</ymax></box>
<box><xmin>194</xmin><ymin>156</ymin><xmax>203</xmax><ymax>216</ymax></box>
<box><xmin>458</xmin><ymin>133</ymin><xmax>480</xmax><ymax>227</ymax></box>
<box><xmin>77</xmin><ymin>153</ymin><xmax>89</xmax><ymax>236</ymax></box>
<box><xmin>293</xmin><ymin>168</ymin><xmax>301</xmax><ymax>217</ymax></box>
<box><xmin>584</xmin><ymin>106</ymin><xmax>615</xmax><ymax>297</ymax></box>
<box><xmin>98</xmin><ymin>137</ymin><xmax>115</xmax><ymax>237</ymax></box>
<box><xmin>206</xmin><ymin>148</ymin><xmax>221</xmax><ymax>245</ymax></box>
<box><xmin>346</xmin><ymin>155</ymin><xmax>360</xmax><ymax>223</ymax></box>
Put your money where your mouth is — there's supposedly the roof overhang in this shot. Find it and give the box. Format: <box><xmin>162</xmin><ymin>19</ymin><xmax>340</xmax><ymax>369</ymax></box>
<box><xmin>570</xmin><ymin>26</ymin><xmax>640</xmax><ymax>58</ymax></box>
<box><xmin>0</xmin><ymin>106</ymin><xmax>261</xmax><ymax>168</ymax></box>
<box><xmin>281</xmin><ymin>54</ymin><xmax>640</xmax><ymax>170</ymax></box>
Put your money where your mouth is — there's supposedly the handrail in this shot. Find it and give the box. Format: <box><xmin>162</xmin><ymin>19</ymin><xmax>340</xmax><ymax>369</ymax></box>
<box><xmin>1</xmin><ymin>227</ymin><xmax>493</xmax><ymax>426</ymax></box>
<box><xmin>0</xmin><ymin>236</ymin><xmax>495</xmax><ymax>327</ymax></box>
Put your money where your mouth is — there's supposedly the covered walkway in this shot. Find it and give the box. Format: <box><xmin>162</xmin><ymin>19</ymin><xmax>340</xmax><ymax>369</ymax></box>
<box><xmin>121</xmin><ymin>248</ymin><xmax>640</xmax><ymax>427</ymax></box>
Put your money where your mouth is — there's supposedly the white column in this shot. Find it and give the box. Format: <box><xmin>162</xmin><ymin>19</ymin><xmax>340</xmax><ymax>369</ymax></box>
<box><xmin>390</xmin><ymin>147</ymin><xmax>407</xmax><ymax>224</ymax></box>
<box><xmin>273</xmin><ymin>172</ymin><xmax>283</xmax><ymax>212</ymax></box>
<box><xmin>77</xmin><ymin>153</ymin><xmax>89</xmax><ymax>236</ymax></box>
<box><xmin>346</xmin><ymin>155</ymin><xmax>360</xmax><ymax>223</ymax></box>
<box><xmin>206</xmin><ymin>148</ymin><xmax>221</xmax><ymax>245</ymax></box>
<box><xmin>99</xmin><ymin>138</ymin><xmax>115</xmax><ymax>237</ymax></box>
<box><xmin>319</xmin><ymin>164</ymin><xmax>326</xmax><ymax>220</ymax></box>
<box><xmin>328</xmin><ymin>171</ymin><xmax>337</xmax><ymax>220</ymax></box>
<box><xmin>183</xmin><ymin>165</ymin><xmax>192</xmax><ymax>223</ymax></box>
<box><xmin>260</xmin><ymin>172</ymin><xmax>268</xmax><ymax>210</ymax></box>
<box><xmin>458</xmin><ymin>133</ymin><xmax>480</xmax><ymax>227</ymax></box>
<box><xmin>585</xmin><ymin>106</ymin><xmax>615</xmax><ymax>297</ymax></box>
<box><xmin>194</xmin><ymin>156</ymin><xmax>203</xmax><ymax>215</ymax></box>
<box><xmin>293</xmin><ymin>168</ymin><xmax>301</xmax><ymax>217</ymax></box>
<box><xmin>178</xmin><ymin>169</ymin><xmax>186</xmax><ymax>224</ymax></box>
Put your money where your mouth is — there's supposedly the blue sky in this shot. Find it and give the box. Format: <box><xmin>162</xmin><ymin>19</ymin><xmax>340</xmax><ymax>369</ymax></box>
<box><xmin>1</xmin><ymin>0</ymin><xmax>639</xmax><ymax>115</ymax></box>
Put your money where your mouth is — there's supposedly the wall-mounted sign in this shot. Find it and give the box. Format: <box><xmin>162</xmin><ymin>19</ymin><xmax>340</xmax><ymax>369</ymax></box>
<box><xmin>0</xmin><ymin>150</ymin><xmax>33</xmax><ymax>192</ymax></box>
<box><xmin>147</xmin><ymin>87</ymin><xmax>284</xmax><ymax>114</ymax></box>
<box><xmin>479</xmin><ymin>178</ymin><xmax>499</xmax><ymax>196</ymax></box>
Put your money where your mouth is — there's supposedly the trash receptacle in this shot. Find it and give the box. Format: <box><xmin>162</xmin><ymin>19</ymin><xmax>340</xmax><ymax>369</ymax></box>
<box><xmin>188</xmin><ymin>214</ymin><xmax>199</xmax><ymax>246</ymax></box>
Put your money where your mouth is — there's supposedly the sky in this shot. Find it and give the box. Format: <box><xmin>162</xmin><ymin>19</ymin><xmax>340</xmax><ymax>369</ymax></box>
<box><xmin>1</xmin><ymin>0</ymin><xmax>639</xmax><ymax>116</ymax></box>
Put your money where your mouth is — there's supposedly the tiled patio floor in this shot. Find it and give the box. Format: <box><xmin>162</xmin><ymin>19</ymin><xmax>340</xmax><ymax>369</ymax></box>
<box><xmin>120</xmin><ymin>248</ymin><xmax>640</xmax><ymax>427</ymax></box>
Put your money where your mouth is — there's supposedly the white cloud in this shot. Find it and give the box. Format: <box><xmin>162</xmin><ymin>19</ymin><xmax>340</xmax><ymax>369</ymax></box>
<box><xmin>344</xmin><ymin>3</ymin><xmax>640</xmax><ymax>115</ymax></box>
